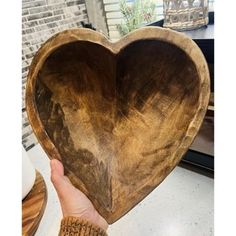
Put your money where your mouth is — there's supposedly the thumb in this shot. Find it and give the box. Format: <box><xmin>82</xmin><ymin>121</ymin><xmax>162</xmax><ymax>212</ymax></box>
<box><xmin>50</xmin><ymin>158</ymin><xmax>64</xmax><ymax>178</ymax></box>
<box><xmin>50</xmin><ymin>159</ymin><xmax>71</xmax><ymax>197</ymax></box>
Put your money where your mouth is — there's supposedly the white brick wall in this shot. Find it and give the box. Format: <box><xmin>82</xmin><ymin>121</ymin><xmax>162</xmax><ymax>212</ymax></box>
<box><xmin>22</xmin><ymin>0</ymin><xmax>89</xmax><ymax>150</ymax></box>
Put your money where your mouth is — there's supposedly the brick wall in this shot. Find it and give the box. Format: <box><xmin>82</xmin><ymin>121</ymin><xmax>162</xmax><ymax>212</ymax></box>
<box><xmin>22</xmin><ymin>0</ymin><xmax>89</xmax><ymax>150</ymax></box>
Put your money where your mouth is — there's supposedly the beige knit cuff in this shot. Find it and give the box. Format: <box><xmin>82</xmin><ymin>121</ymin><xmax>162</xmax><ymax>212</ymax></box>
<box><xmin>59</xmin><ymin>216</ymin><xmax>107</xmax><ymax>236</ymax></box>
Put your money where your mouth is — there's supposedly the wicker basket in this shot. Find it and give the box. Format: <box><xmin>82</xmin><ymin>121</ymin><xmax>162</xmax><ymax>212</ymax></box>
<box><xmin>163</xmin><ymin>0</ymin><xmax>209</xmax><ymax>31</ymax></box>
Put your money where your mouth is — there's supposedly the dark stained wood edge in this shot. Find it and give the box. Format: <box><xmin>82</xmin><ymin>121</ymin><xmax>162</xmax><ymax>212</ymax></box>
<box><xmin>25</xmin><ymin>27</ymin><xmax>210</xmax><ymax>223</ymax></box>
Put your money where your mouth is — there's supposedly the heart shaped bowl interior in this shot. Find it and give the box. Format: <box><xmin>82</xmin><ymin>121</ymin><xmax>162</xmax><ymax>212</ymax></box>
<box><xmin>26</xmin><ymin>27</ymin><xmax>210</xmax><ymax>223</ymax></box>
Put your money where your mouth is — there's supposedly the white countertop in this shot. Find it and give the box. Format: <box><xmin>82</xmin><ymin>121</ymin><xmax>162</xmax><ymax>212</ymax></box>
<box><xmin>27</xmin><ymin>144</ymin><xmax>214</xmax><ymax>236</ymax></box>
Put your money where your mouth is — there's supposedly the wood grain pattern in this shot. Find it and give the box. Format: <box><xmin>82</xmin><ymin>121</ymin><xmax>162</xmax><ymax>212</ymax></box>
<box><xmin>22</xmin><ymin>171</ymin><xmax>47</xmax><ymax>236</ymax></box>
<box><xmin>26</xmin><ymin>27</ymin><xmax>210</xmax><ymax>223</ymax></box>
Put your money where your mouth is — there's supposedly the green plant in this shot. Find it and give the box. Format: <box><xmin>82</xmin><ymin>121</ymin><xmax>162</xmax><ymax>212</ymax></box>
<box><xmin>116</xmin><ymin>0</ymin><xmax>157</xmax><ymax>36</ymax></box>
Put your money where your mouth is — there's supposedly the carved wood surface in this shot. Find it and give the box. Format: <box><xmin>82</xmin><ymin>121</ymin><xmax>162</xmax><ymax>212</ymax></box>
<box><xmin>22</xmin><ymin>172</ymin><xmax>47</xmax><ymax>236</ymax></box>
<box><xmin>26</xmin><ymin>27</ymin><xmax>210</xmax><ymax>223</ymax></box>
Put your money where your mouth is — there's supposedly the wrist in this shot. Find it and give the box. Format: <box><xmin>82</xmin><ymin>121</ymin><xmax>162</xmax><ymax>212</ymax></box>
<box><xmin>60</xmin><ymin>216</ymin><xmax>108</xmax><ymax>235</ymax></box>
<box><xmin>63</xmin><ymin>209</ymin><xmax>108</xmax><ymax>231</ymax></box>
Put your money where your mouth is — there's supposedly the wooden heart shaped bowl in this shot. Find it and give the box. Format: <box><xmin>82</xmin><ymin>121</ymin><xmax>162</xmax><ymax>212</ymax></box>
<box><xmin>26</xmin><ymin>27</ymin><xmax>210</xmax><ymax>223</ymax></box>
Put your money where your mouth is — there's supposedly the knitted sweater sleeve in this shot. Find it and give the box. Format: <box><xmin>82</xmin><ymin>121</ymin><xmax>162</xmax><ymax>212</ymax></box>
<box><xmin>59</xmin><ymin>216</ymin><xmax>108</xmax><ymax>236</ymax></box>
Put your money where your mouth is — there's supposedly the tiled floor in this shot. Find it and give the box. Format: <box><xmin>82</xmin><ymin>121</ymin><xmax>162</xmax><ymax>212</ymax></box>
<box><xmin>27</xmin><ymin>144</ymin><xmax>214</xmax><ymax>236</ymax></box>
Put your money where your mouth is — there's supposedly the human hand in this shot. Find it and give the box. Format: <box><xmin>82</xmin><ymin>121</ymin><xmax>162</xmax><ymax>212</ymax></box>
<box><xmin>50</xmin><ymin>159</ymin><xmax>108</xmax><ymax>231</ymax></box>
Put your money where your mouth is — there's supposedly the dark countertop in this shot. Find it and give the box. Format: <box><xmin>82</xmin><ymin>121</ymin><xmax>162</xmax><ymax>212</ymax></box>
<box><xmin>184</xmin><ymin>24</ymin><xmax>214</xmax><ymax>40</ymax></box>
